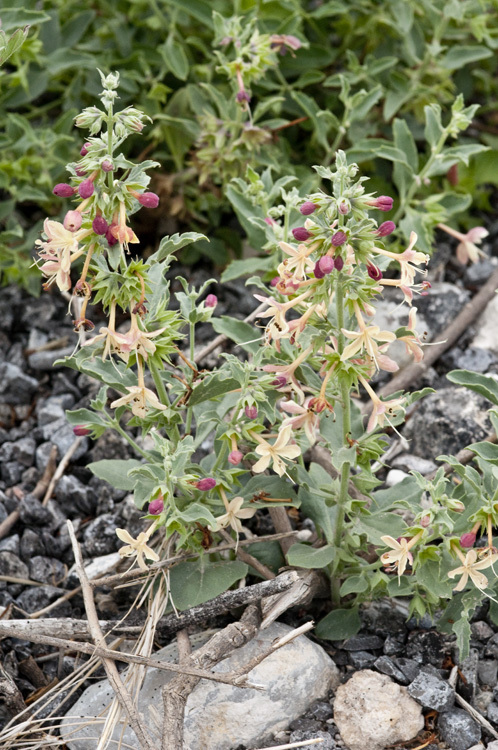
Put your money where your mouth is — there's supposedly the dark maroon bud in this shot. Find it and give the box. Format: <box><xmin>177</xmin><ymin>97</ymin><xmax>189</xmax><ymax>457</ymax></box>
<box><xmin>78</xmin><ymin>180</ymin><xmax>94</xmax><ymax>199</ymax></box>
<box><xmin>92</xmin><ymin>215</ymin><xmax>109</xmax><ymax>235</ymax></box>
<box><xmin>334</xmin><ymin>256</ymin><xmax>344</xmax><ymax>272</ymax></box>
<box><xmin>196</xmin><ymin>478</ymin><xmax>216</xmax><ymax>491</ymax></box>
<box><xmin>148</xmin><ymin>497</ymin><xmax>165</xmax><ymax>515</ymax></box>
<box><xmin>460</xmin><ymin>532</ymin><xmax>476</xmax><ymax>548</ymax></box>
<box><xmin>271</xmin><ymin>375</ymin><xmax>288</xmax><ymax>388</ymax></box>
<box><xmin>53</xmin><ymin>183</ymin><xmax>76</xmax><ymax>197</ymax></box>
<box><xmin>80</xmin><ymin>142</ymin><xmax>91</xmax><ymax>156</ymax></box>
<box><xmin>292</xmin><ymin>227</ymin><xmax>312</xmax><ymax>241</ymax></box>
<box><xmin>106</xmin><ymin>225</ymin><xmax>118</xmax><ymax>246</ymax></box>
<box><xmin>236</xmin><ymin>90</ymin><xmax>251</xmax><ymax>103</ymax></box>
<box><xmin>375</xmin><ymin>221</ymin><xmax>396</xmax><ymax>237</ymax></box>
<box><xmin>317</xmin><ymin>256</ymin><xmax>334</xmax><ymax>275</ymax></box>
<box><xmin>75</xmin><ymin>168</ymin><xmax>87</xmax><ymax>177</ymax></box>
<box><xmin>331</xmin><ymin>231</ymin><xmax>347</xmax><ymax>247</ymax></box>
<box><xmin>368</xmin><ymin>195</ymin><xmax>393</xmax><ymax>212</ymax></box>
<box><xmin>314</xmin><ymin>261</ymin><xmax>325</xmax><ymax>279</ymax></box>
<box><xmin>73</xmin><ymin>425</ymin><xmax>91</xmax><ymax>436</ymax></box>
<box><xmin>137</xmin><ymin>192</ymin><xmax>160</xmax><ymax>208</ymax></box>
<box><xmin>367</xmin><ymin>262</ymin><xmax>383</xmax><ymax>281</ymax></box>
<box><xmin>300</xmin><ymin>201</ymin><xmax>316</xmax><ymax>216</ymax></box>
<box><xmin>101</xmin><ymin>160</ymin><xmax>114</xmax><ymax>172</ymax></box>
<box><xmin>245</xmin><ymin>405</ymin><xmax>258</xmax><ymax>419</ymax></box>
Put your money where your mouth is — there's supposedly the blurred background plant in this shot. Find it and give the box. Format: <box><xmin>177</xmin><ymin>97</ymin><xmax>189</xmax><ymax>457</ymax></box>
<box><xmin>1</xmin><ymin>0</ymin><xmax>497</xmax><ymax>291</ymax></box>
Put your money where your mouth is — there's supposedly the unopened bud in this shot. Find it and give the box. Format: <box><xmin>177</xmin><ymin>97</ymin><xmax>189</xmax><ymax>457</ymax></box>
<box><xmin>78</xmin><ymin>179</ymin><xmax>95</xmax><ymax>199</ymax></box>
<box><xmin>338</xmin><ymin>202</ymin><xmax>349</xmax><ymax>215</ymax></box>
<box><xmin>292</xmin><ymin>227</ymin><xmax>311</xmax><ymax>241</ymax></box>
<box><xmin>334</xmin><ymin>256</ymin><xmax>344</xmax><ymax>271</ymax></box>
<box><xmin>271</xmin><ymin>375</ymin><xmax>288</xmax><ymax>388</ymax></box>
<box><xmin>148</xmin><ymin>497</ymin><xmax>165</xmax><ymax>515</ymax></box>
<box><xmin>53</xmin><ymin>183</ymin><xmax>75</xmax><ymax>197</ymax></box>
<box><xmin>205</xmin><ymin>294</ymin><xmax>217</xmax><ymax>308</ymax></box>
<box><xmin>331</xmin><ymin>231</ymin><xmax>347</xmax><ymax>247</ymax></box>
<box><xmin>300</xmin><ymin>201</ymin><xmax>316</xmax><ymax>216</ymax></box>
<box><xmin>228</xmin><ymin>450</ymin><xmax>244</xmax><ymax>465</ymax></box>
<box><xmin>460</xmin><ymin>532</ymin><xmax>476</xmax><ymax>548</ymax></box>
<box><xmin>376</xmin><ymin>221</ymin><xmax>396</xmax><ymax>237</ymax></box>
<box><xmin>92</xmin><ymin>215</ymin><xmax>109</xmax><ymax>235</ymax></box>
<box><xmin>367</xmin><ymin>262</ymin><xmax>383</xmax><ymax>281</ymax></box>
<box><xmin>75</xmin><ymin>168</ymin><xmax>87</xmax><ymax>177</ymax></box>
<box><xmin>195</xmin><ymin>477</ymin><xmax>216</xmax><ymax>491</ymax></box>
<box><xmin>137</xmin><ymin>192</ymin><xmax>160</xmax><ymax>208</ymax></box>
<box><xmin>245</xmin><ymin>405</ymin><xmax>258</xmax><ymax>419</ymax></box>
<box><xmin>80</xmin><ymin>142</ymin><xmax>91</xmax><ymax>156</ymax></box>
<box><xmin>421</xmin><ymin>514</ymin><xmax>431</xmax><ymax>528</ymax></box>
<box><xmin>317</xmin><ymin>256</ymin><xmax>334</xmax><ymax>275</ymax></box>
<box><xmin>236</xmin><ymin>90</ymin><xmax>251</xmax><ymax>103</ymax></box>
<box><xmin>101</xmin><ymin>159</ymin><xmax>114</xmax><ymax>172</ymax></box>
<box><xmin>73</xmin><ymin>425</ymin><xmax>91</xmax><ymax>436</ymax></box>
<box><xmin>106</xmin><ymin>225</ymin><xmax>118</xmax><ymax>246</ymax></box>
<box><xmin>368</xmin><ymin>195</ymin><xmax>393</xmax><ymax>212</ymax></box>
<box><xmin>64</xmin><ymin>210</ymin><xmax>83</xmax><ymax>232</ymax></box>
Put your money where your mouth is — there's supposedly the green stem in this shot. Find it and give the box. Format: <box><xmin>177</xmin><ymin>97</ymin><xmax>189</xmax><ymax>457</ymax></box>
<box><xmin>324</xmin><ymin>106</ymin><xmax>350</xmax><ymax>167</ymax></box>
<box><xmin>211</xmin><ymin>441</ymin><xmax>228</xmax><ymax>473</ymax></box>
<box><xmin>149</xmin><ymin>359</ymin><xmax>169</xmax><ymax>406</ymax></box>
<box><xmin>106</xmin><ymin>102</ymin><xmax>114</xmax><ymax>192</ymax></box>
<box><xmin>184</xmin><ymin>321</ymin><xmax>196</xmax><ymax>435</ymax></box>
<box><xmin>112</xmin><ymin>420</ymin><xmax>151</xmax><ymax>460</ymax></box>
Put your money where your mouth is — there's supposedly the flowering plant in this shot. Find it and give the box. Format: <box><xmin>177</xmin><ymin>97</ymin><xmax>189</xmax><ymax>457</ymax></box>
<box><xmin>37</xmin><ymin>73</ymin><xmax>498</xmax><ymax>656</ymax></box>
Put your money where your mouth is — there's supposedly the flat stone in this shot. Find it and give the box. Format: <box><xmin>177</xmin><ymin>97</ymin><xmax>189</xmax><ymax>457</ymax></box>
<box><xmin>477</xmin><ymin>659</ymin><xmax>498</xmax><ymax>687</ymax></box>
<box><xmin>383</xmin><ymin>635</ymin><xmax>405</xmax><ymax>656</ymax></box>
<box><xmin>11</xmin><ymin>437</ymin><xmax>36</xmax><ymax>467</ymax></box>
<box><xmin>0</xmin><ymin>363</ymin><xmax>38</xmax><ymax>406</ymax></box>
<box><xmin>55</xmin><ymin>475</ymin><xmax>95</xmax><ymax>516</ymax></box>
<box><xmin>386</xmin><ymin>469</ymin><xmax>409</xmax><ymax>487</ymax></box>
<box><xmin>342</xmin><ymin>634</ymin><xmax>384</xmax><ymax>651</ymax></box>
<box><xmin>488</xmin><ymin>701</ymin><xmax>498</xmax><ymax>724</ymax></box>
<box><xmin>0</xmin><ymin>534</ymin><xmax>20</xmax><ymax>555</ymax></box>
<box><xmin>349</xmin><ymin>650</ymin><xmax>377</xmax><ymax>669</ymax></box>
<box><xmin>18</xmin><ymin>496</ymin><xmax>54</xmax><ymax>527</ymax></box>
<box><xmin>438</xmin><ymin>708</ymin><xmax>481</xmax><ymax>750</ymax></box>
<box><xmin>28</xmin><ymin>556</ymin><xmax>66</xmax><ymax>585</ymax></box>
<box><xmin>42</xmin><ymin>418</ymin><xmax>88</xmax><ymax>460</ymax></box>
<box><xmin>473</xmin><ymin>294</ymin><xmax>498</xmax><ymax>353</ymax></box>
<box><xmin>391</xmin><ymin>454</ymin><xmax>438</xmax><ymax>475</ymax></box>
<box><xmin>289</xmin><ymin>730</ymin><xmax>336</xmax><ymax>749</ymax></box>
<box><xmin>374</xmin><ymin>655</ymin><xmax>407</xmax><ymax>683</ymax></box>
<box><xmin>0</xmin><ymin>551</ymin><xmax>29</xmax><ymax>581</ymax></box>
<box><xmin>471</xmin><ymin>621</ymin><xmax>494</xmax><ymax>641</ymax></box>
<box><xmin>82</xmin><ymin>515</ymin><xmax>121</xmax><ymax>556</ymax></box>
<box><xmin>307</xmin><ymin>700</ymin><xmax>333</xmax><ymax>721</ymax></box>
<box><xmin>333</xmin><ymin>669</ymin><xmax>424</xmax><ymax>750</ymax></box>
<box><xmin>61</xmin><ymin>622</ymin><xmax>340</xmax><ymax>750</ymax></box>
<box><xmin>20</xmin><ymin>528</ymin><xmax>45</xmax><ymax>561</ymax></box>
<box><xmin>407</xmin><ymin>668</ymin><xmax>454</xmax><ymax>712</ymax></box>
<box><xmin>458</xmin><ymin>648</ymin><xmax>478</xmax><ymax>703</ymax></box>
<box><xmin>406</xmin><ymin>631</ymin><xmax>446</xmax><ymax>667</ymax></box>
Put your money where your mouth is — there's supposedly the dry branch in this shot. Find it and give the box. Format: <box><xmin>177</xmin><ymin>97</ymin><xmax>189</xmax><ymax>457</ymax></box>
<box><xmin>218</xmin><ymin>528</ymin><xmax>275</xmax><ymax>580</ymax></box>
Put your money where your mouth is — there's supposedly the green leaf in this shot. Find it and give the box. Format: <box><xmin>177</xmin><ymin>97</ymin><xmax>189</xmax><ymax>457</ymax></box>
<box><xmin>424</xmin><ymin>104</ymin><xmax>444</xmax><ymax>148</ymax></box>
<box><xmin>240</xmin><ymin>475</ymin><xmax>298</xmax><ymax>507</ymax></box>
<box><xmin>0</xmin><ymin>9</ymin><xmax>50</xmax><ymax>33</ymax></box>
<box><xmin>0</xmin><ymin>25</ymin><xmax>30</xmax><ymax>66</ymax></box>
<box><xmin>188</xmin><ymin>374</ymin><xmax>240</xmax><ymax>407</ymax></box>
<box><xmin>174</xmin><ymin>502</ymin><xmax>217</xmax><ymax>528</ymax></box>
<box><xmin>210</xmin><ymin>316</ymin><xmax>262</xmax><ymax>355</ymax></box>
<box><xmin>467</xmin><ymin>441</ymin><xmax>498</xmax><ymax>465</ymax></box>
<box><xmin>160</xmin><ymin>37</ymin><xmax>189</xmax><ymax>81</ymax></box>
<box><xmin>151</xmin><ymin>232</ymin><xmax>207</xmax><ymax>263</ymax></box>
<box><xmin>339</xmin><ymin>575</ymin><xmax>369</xmax><ymax>596</ymax></box>
<box><xmin>65</xmin><ymin>408</ymin><xmax>108</xmax><ymax>428</ymax></box>
<box><xmin>446</xmin><ymin>369</ymin><xmax>498</xmax><ymax>406</ymax></box>
<box><xmin>350</xmin><ymin>512</ymin><xmax>406</xmax><ymax>546</ymax></box>
<box><xmin>221</xmin><ymin>256</ymin><xmax>274</xmax><ymax>283</ymax></box>
<box><xmin>287</xmin><ymin>543</ymin><xmax>335</xmax><ymax>569</ymax></box>
<box><xmin>440</xmin><ymin>46</ymin><xmax>493</xmax><ymax>71</ymax></box>
<box><xmin>315</xmin><ymin>607</ymin><xmax>361</xmax><ymax>640</ymax></box>
<box><xmin>87</xmin><ymin>459</ymin><xmax>143</xmax><ymax>490</ymax></box>
<box><xmin>169</xmin><ymin>559</ymin><xmax>247</xmax><ymax>611</ymax></box>
<box><xmin>371</xmin><ymin>476</ymin><xmax>423</xmax><ymax>511</ymax></box>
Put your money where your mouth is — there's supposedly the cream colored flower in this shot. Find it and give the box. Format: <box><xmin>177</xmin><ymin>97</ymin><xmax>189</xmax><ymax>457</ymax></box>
<box><xmin>380</xmin><ymin>532</ymin><xmax>422</xmax><ymax>580</ymax></box>
<box><xmin>448</xmin><ymin>549</ymin><xmax>498</xmax><ymax>593</ymax></box>
<box><xmin>252</xmin><ymin>425</ymin><xmax>301</xmax><ymax>476</ymax></box>
<box><xmin>278</xmin><ymin>240</ymin><xmax>315</xmax><ymax>281</ymax></box>
<box><xmin>438</xmin><ymin>223</ymin><xmax>488</xmax><ymax>265</ymax></box>
<box><xmin>110</xmin><ymin>385</ymin><xmax>167</xmax><ymax>418</ymax></box>
<box><xmin>116</xmin><ymin>525</ymin><xmax>159</xmax><ymax>571</ymax></box>
<box><xmin>210</xmin><ymin>496</ymin><xmax>257</xmax><ymax>534</ymax></box>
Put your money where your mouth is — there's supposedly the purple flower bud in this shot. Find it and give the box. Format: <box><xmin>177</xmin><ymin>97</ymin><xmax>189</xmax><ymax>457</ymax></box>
<box><xmin>367</xmin><ymin>262</ymin><xmax>383</xmax><ymax>281</ymax></box>
<box><xmin>101</xmin><ymin>160</ymin><xmax>114</xmax><ymax>172</ymax></box>
<box><xmin>460</xmin><ymin>532</ymin><xmax>476</xmax><ymax>548</ymax></box>
<box><xmin>64</xmin><ymin>210</ymin><xmax>82</xmax><ymax>232</ymax></box>
<box><xmin>334</xmin><ymin>256</ymin><xmax>344</xmax><ymax>271</ymax></box>
<box><xmin>264</xmin><ymin>217</ymin><xmax>276</xmax><ymax>227</ymax></box>
<box><xmin>368</xmin><ymin>195</ymin><xmax>393</xmax><ymax>212</ymax></box>
<box><xmin>75</xmin><ymin>168</ymin><xmax>87</xmax><ymax>177</ymax></box>
<box><xmin>78</xmin><ymin>179</ymin><xmax>94</xmax><ymax>199</ymax></box>
<box><xmin>148</xmin><ymin>497</ymin><xmax>164</xmax><ymax>515</ymax></box>
<box><xmin>205</xmin><ymin>294</ymin><xmax>217</xmax><ymax>308</ymax></box>
<box><xmin>137</xmin><ymin>192</ymin><xmax>160</xmax><ymax>208</ymax></box>
<box><xmin>92</xmin><ymin>215</ymin><xmax>109</xmax><ymax>235</ymax></box>
<box><xmin>376</xmin><ymin>221</ymin><xmax>396</xmax><ymax>237</ymax></box>
<box><xmin>338</xmin><ymin>202</ymin><xmax>349</xmax><ymax>215</ymax></box>
<box><xmin>195</xmin><ymin>477</ymin><xmax>216</xmax><ymax>491</ymax></box>
<box><xmin>228</xmin><ymin>450</ymin><xmax>244</xmax><ymax>465</ymax></box>
<box><xmin>300</xmin><ymin>201</ymin><xmax>316</xmax><ymax>216</ymax></box>
<box><xmin>80</xmin><ymin>142</ymin><xmax>91</xmax><ymax>156</ymax></box>
<box><xmin>314</xmin><ymin>261</ymin><xmax>325</xmax><ymax>279</ymax></box>
<box><xmin>106</xmin><ymin>225</ymin><xmax>118</xmax><ymax>246</ymax></box>
<box><xmin>53</xmin><ymin>183</ymin><xmax>76</xmax><ymax>197</ymax></box>
<box><xmin>317</xmin><ymin>256</ymin><xmax>334</xmax><ymax>275</ymax></box>
<box><xmin>270</xmin><ymin>277</ymin><xmax>280</xmax><ymax>287</ymax></box>
<box><xmin>73</xmin><ymin>425</ymin><xmax>91</xmax><ymax>436</ymax></box>
<box><xmin>245</xmin><ymin>405</ymin><xmax>258</xmax><ymax>419</ymax></box>
<box><xmin>236</xmin><ymin>90</ymin><xmax>251</xmax><ymax>103</ymax></box>
<box><xmin>421</xmin><ymin>514</ymin><xmax>431</xmax><ymax>528</ymax></box>
<box><xmin>331</xmin><ymin>231</ymin><xmax>347</xmax><ymax>247</ymax></box>
<box><xmin>271</xmin><ymin>375</ymin><xmax>288</xmax><ymax>388</ymax></box>
<box><xmin>292</xmin><ymin>227</ymin><xmax>312</xmax><ymax>241</ymax></box>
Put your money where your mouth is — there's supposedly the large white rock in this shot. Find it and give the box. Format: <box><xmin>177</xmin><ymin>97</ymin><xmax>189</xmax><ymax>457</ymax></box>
<box><xmin>333</xmin><ymin>669</ymin><xmax>424</xmax><ymax>750</ymax></box>
<box><xmin>61</xmin><ymin>622</ymin><xmax>340</xmax><ymax>749</ymax></box>
<box><xmin>472</xmin><ymin>294</ymin><xmax>498</xmax><ymax>353</ymax></box>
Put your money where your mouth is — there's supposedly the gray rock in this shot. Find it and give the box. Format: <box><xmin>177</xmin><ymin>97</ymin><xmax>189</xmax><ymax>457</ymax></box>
<box><xmin>333</xmin><ymin>670</ymin><xmax>424</xmax><ymax>750</ymax></box>
<box><xmin>18</xmin><ymin>496</ymin><xmax>53</xmax><ymax>527</ymax></box>
<box><xmin>471</xmin><ymin>620</ymin><xmax>494</xmax><ymax>641</ymax></box>
<box><xmin>488</xmin><ymin>741</ymin><xmax>498</xmax><ymax>750</ymax></box>
<box><xmin>20</xmin><ymin>529</ymin><xmax>45</xmax><ymax>561</ymax></box>
<box><xmin>61</xmin><ymin>622</ymin><xmax>340</xmax><ymax>750</ymax></box>
<box><xmin>473</xmin><ymin>688</ymin><xmax>494</xmax><ymax>715</ymax></box>
<box><xmin>16</xmin><ymin>584</ymin><xmax>72</xmax><ymax>616</ymax></box>
<box><xmin>342</xmin><ymin>634</ymin><xmax>384</xmax><ymax>651</ymax></box>
<box><xmin>486</xmin><ymin>633</ymin><xmax>498</xmax><ymax>659</ymax></box>
<box><xmin>473</xmin><ymin>294</ymin><xmax>498</xmax><ymax>353</ymax></box>
<box><xmin>82</xmin><ymin>514</ymin><xmax>121</xmax><ymax>556</ymax></box>
<box><xmin>465</xmin><ymin>256</ymin><xmax>498</xmax><ymax>286</ymax></box>
<box><xmin>11</xmin><ymin>437</ymin><xmax>36</xmax><ymax>467</ymax></box>
<box><xmin>383</xmin><ymin>635</ymin><xmax>405</xmax><ymax>656</ymax></box>
<box><xmin>458</xmin><ymin>648</ymin><xmax>478</xmax><ymax>703</ymax></box>
<box><xmin>36</xmin><ymin>441</ymin><xmax>56</xmax><ymax>472</ymax></box>
<box><xmin>402</xmin><ymin>387</ymin><xmax>491</xmax><ymax>460</ymax></box>
<box><xmin>42</xmin><ymin>418</ymin><xmax>88</xmax><ymax>460</ymax></box>
<box><xmin>0</xmin><ymin>362</ymin><xmax>38</xmax><ymax>406</ymax></box>
<box><xmin>55</xmin><ymin>475</ymin><xmax>95</xmax><ymax>516</ymax></box>
<box><xmin>289</xmin><ymin>730</ymin><xmax>336</xmax><ymax>749</ymax></box>
<box><xmin>374</xmin><ymin>655</ymin><xmax>407</xmax><ymax>683</ymax></box>
<box><xmin>407</xmin><ymin>668</ymin><xmax>454</xmax><ymax>711</ymax></box>
<box><xmin>386</xmin><ymin>469</ymin><xmax>409</xmax><ymax>487</ymax></box>
<box><xmin>478</xmin><ymin>659</ymin><xmax>498</xmax><ymax>687</ymax></box>
<box><xmin>451</xmin><ymin>346</ymin><xmax>496</xmax><ymax>373</ymax></box>
<box><xmin>416</xmin><ymin>281</ymin><xmax>470</xmax><ymax>333</ymax></box>
<box><xmin>406</xmin><ymin>631</ymin><xmax>446</xmax><ymax>666</ymax></box>
<box><xmin>289</xmin><ymin>718</ymin><xmax>322</xmax><ymax>733</ymax></box>
<box><xmin>0</xmin><ymin>551</ymin><xmax>29</xmax><ymax>581</ymax></box>
<box><xmin>1</xmin><ymin>461</ymin><xmax>23</xmax><ymax>486</ymax></box>
<box><xmin>438</xmin><ymin>708</ymin><xmax>481</xmax><ymax>750</ymax></box>
<box><xmin>28</xmin><ymin>556</ymin><xmax>66</xmax><ymax>585</ymax></box>
<box><xmin>391</xmin><ymin>454</ymin><xmax>438</xmax><ymax>475</ymax></box>
<box><xmin>307</xmin><ymin>700</ymin><xmax>333</xmax><ymax>721</ymax></box>
<box><xmin>0</xmin><ymin>535</ymin><xmax>20</xmax><ymax>555</ymax></box>
<box><xmin>0</xmin><ymin>502</ymin><xmax>7</xmax><ymax>525</ymax></box>
<box><xmin>37</xmin><ymin>400</ymin><xmax>66</xmax><ymax>427</ymax></box>
<box><xmin>28</xmin><ymin>347</ymin><xmax>74</xmax><ymax>371</ymax></box>
<box><xmin>488</xmin><ymin>701</ymin><xmax>498</xmax><ymax>724</ymax></box>
<box><xmin>349</xmin><ymin>650</ymin><xmax>377</xmax><ymax>669</ymax></box>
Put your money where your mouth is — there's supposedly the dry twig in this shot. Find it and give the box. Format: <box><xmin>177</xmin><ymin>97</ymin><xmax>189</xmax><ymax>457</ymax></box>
<box><xmin>194</xmin><ymin>301</ymin><xmax>268</xmax><ymax>363</ymax></box>
<box><xmin>42</xmin><ymin>438</ymin><xmax>84</xmax><ymax>506</ymax></box>
<box><xmin>448</xmin><ymin>665</ymin><xmax>498</xmax><ymax>739</ymax></box>
<box><xmin>218</xmin><ymin>528</ymin><xmax>275</xmax><ymax>580</ymax></box>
